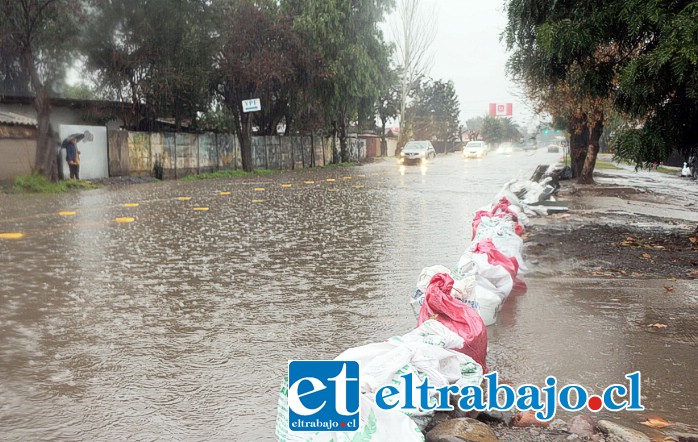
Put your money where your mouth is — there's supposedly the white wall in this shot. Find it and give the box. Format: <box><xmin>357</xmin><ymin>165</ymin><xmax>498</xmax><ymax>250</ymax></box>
<box><xmin>59</xmin><ymin>125</ymin><xmax>109</xmax><ymax>180</ymax></box>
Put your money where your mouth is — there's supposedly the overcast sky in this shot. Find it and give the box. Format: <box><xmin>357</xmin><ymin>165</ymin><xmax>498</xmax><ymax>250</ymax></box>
<box><xmin>384</xmin><ymin>0</ymin><xmax>538</xmax><ymax>131</ymax></box>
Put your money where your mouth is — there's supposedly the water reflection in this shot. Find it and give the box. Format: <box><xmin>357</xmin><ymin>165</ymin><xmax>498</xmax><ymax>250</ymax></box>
<box><xmin>2</xmin><ymin>152</ymin><xmax>694</xmax><ymax>439</ymax></box>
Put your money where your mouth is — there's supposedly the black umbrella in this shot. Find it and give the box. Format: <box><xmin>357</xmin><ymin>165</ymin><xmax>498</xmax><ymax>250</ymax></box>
<box><xmin>61</xmin><ymin>131</ymin><xmax>93</xmax><ymax>148</ymax></box>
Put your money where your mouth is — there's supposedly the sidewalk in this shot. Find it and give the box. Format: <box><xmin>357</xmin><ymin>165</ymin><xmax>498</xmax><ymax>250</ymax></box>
<box><xmin>500</xmin><ymin>164</ymin><xmax>698</xmax><ymax>438</ymax></box>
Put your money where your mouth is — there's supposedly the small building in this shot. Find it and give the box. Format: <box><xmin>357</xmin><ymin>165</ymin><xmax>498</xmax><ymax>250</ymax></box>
<box><xmin>0</xmin><ymin>111</ymin><xmax>38</xmax><ymax>182</ymax></box>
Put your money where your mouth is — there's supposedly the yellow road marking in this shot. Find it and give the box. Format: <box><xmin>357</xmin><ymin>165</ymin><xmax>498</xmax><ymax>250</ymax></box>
<box><xmin>0</xmin><ymin>232</ymin><xmax>24</xmax><ymax>239</ymax></box>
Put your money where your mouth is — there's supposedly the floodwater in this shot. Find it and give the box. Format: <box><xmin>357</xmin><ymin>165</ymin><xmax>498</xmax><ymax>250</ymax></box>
<box><xmin>0</xmin><ymin>150</ymin><xmax>695</xmax><ymax>441</ymax></box>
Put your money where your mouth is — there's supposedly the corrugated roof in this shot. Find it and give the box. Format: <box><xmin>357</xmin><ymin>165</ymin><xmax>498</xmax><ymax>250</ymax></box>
<box><xmin>0</xmin><ymin>111</ymin><xmax>37</xmax><ymax>127</ymax></box>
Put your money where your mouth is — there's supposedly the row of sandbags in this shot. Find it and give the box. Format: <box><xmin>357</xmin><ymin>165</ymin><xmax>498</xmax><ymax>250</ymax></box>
<box><xmin>408</xmin><ymin>177</ymin><xmax>558</xmax><ymax>371</ymax></box>
<box><xmin>274</xmin><ymin>320</ymin><xmax>484</xmax><ymax>441</ymax></box>
<box><xmin>275</xmin><ymin>180</ymin><xmax>554</xmax><ymax>441</ymax></box>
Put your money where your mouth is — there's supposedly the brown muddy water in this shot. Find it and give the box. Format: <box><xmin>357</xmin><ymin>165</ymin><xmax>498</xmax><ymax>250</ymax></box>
<box><xmin>1</xmin><ymin>150</ymin><xmax>695</xmax><ymax>440</ymax></box>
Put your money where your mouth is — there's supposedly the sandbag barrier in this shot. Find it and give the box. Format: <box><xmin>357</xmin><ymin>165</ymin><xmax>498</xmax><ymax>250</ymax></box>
<box><xmin>275</xmin><ymin>171</ymin><xmax>561</xmax><ymax>441</ymax></box>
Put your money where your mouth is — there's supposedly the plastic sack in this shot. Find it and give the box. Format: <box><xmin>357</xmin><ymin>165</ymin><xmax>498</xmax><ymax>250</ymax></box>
<box><xmin>472</xmin><ymin>239</ymin><xmax>526</xmax><ymax>292</ymax></box>
<box><xmin>417</xmin><ymin>274</ymin><xmax>488</xmax><ymax>370</ymax></box>
<box><xmin>471</xmin><ymin>284</ymin><xmax>502</xmax><ymax>326</ymax></box>
<box><xmin>455</xmin><ymin>251</ymin><xmax>513</xmax><ymax>300</ymax></box>
<box><xmin>471</xmin><ymin>222</ymin><xmax>526</xmax><ymax>275</ymax></box>
<box><xmin>275</xmin><ymin>382</ymin><xmax>423</xmax><ymax>442</ymax></box>
<box><xmin>275</xmin><ymin>320</ymin><xmax>484</xmax><ymax>441</ymax></box>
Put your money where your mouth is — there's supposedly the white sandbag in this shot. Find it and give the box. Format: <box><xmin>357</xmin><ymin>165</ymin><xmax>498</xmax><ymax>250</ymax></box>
<box><xmin>275</xmin><ymin>321</ymin><xmax>484</xmax><ymax>441</ymax></box>
<box><xmin>450</xmin><ymin>273</ymin><xmax>477</xmax><ymax>302</ymax></box>
<box><xmin>416</xmin><ymin>265</ymin><xmax>451</xmax><ymax>292</ymax></box>
<box><xmin>470</xmin><ymin>218</ymin><xmax>526</xmax><ymax>274</ymax></box>
<box><xmin>471</xmin><ymin>284</ymin><xmax>502</xmax><ymax>326</ymax></box>
<box><xmin>275</xmin><ymin>387</ymin><xmax>423</xmax><ymax>442</ymax></box>
<box><xmin>455</xmin><ymin>252</ymin><xmax>513</xmax><ymax>300</ymax></box>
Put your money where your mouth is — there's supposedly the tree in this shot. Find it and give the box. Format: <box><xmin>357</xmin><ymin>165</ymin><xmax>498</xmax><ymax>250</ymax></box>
<box><xmin>287</xmin><ymin>0</ymin><xmax>394</xmax><ymax>163</ymax></box>
<box><xmin>480</xmin><ymin>115</ymin><xmax>504</xmax><ymax>146</ymax></box>
<box><xmin>377</xmin><ymin>70</ymin><xmax>400</xmax><ymax>156</ymax></box>
<box><xmin>411</xmin><ymin>78</ymin><xmax>461</xmax><ymax>142</ymax></box>
<box><xmin>506</xmin><ymin>0</ymin><xmax>698</xmax><ymax>181</ymax></box>
<box><xmin>214</xmin><ymin>0</ymin><xmax>296</xmax><ymax>172</ymax></box>
<box><xmin>505</xmin><ymin>0</ymin><xmax>618</xmax><ymax>183</ymax></box>
<box><xmin>391</xmin><ymin>0</ymin><xmax>436</xmax><ymax>150</ymax></box>
<box><xmin>611</xmin><ymin>1</ymin><xmax>698</xmax><ymax>165</ymax></box>
<box><xmin>83</xmin><ymin>0</ymin><xmax>216</xmax><ymax>131</ymax></box>
<box><xmin>1</xmin><ymin>0</ymin><xmax>86</xmax><ymax>180</ymax></box>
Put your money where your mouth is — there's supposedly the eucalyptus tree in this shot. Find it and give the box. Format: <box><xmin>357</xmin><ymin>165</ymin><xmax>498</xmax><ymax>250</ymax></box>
<box><xmin>214</xmin><ymin>0</ymin><xmax>296</xmax><ymax>171</ymax></box>
<box><xmin>506</xmin><ymin>0</ymin><xmax>698</xmax><ymax>181</ymax></box>
<box><xmin>83</xmin><ymin>0</ymin><xmax>216</xmax><ymax>130</ymax></box>
<box><xmin>411</xmin><ymin>78</ymin><xmax>461</xmax><ymax>142</ymax></box>
<box><xmin>285</xmin><ymin>0</ymin><xmax>394</xmax><ymax>163</ymax></box>
<box><xmin>1</xmin><ymin>0</ymin><xmax>86</xmax><ymax>180</ymax></box>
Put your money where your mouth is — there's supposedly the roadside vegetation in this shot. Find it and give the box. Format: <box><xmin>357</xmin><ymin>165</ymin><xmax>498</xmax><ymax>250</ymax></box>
<box><xmin>181</xmin><ymin>169</ymin><xmax>278</xmax><ymax>181</ymax></box>
<box><xmin>505</xmin><ymin>0</ymin><xmax>698</xmax><ymax>184</ymax></box>
<box><xmin>1</xmin><ymin>0</ymin><xmax>459</xmax><ymax>180</ymax></box>
<box><xmin>13</xmin><ymin>174</ymin><xmax>99</xmax><ymax>193</ymax></box>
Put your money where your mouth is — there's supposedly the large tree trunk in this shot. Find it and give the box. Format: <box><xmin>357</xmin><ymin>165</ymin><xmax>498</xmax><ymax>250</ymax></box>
<box><xmin>337</xmin><ymin>120</ymin><xmax>349</xmax><ymax>163</ymax></box>
<box><xmin>578</xmin><ymin>112</ymin><xmax>604</xmax><ymax>185</ymax></box>
<box><xmin>380</xmin><ymin>118</ymin><xmax>387</xmax><ymax>157</ymax></box>
<box><xmin>239</xmin><ymin>112</ymin><xmax>254</xmax><ymax>172</ymax></box>
<box><xmin>25</xmin><ymin>51</ymin><xmax>57</xmax><ymax>181</ymax></box>
<box><xmin>569</xmin><ymin>114</ymin><xmax>589</xmax><ymax>179</ymax></box>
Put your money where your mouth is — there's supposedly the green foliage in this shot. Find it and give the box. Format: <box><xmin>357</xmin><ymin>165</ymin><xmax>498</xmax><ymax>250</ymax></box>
<box><xmin>180</xmin><ymin>169</ymin><xmax>279</xmax><ymax>181</ymax></box>
<box><xmin>13</xmin><ymin>174</ymin><xmax>98</xmax><ymax>193</ymax></box>
<box><xmin>62</xmin><ymin>83</ymin><xmax>99</xmax><ymax>100</ymax></box>
<box><xmin>83</xmin><ymin>0</ymin><xmax>217</xmax><ymax>130</ymax></box>
<box><xmin>411</xmin><ymin>79</ymin><xmax>461</xmax><ymax>142</ymax></box>
<box><xmin>479</xmin><ymin>115</ymin><xmax>521</xmax><ymax>145</ymax></box>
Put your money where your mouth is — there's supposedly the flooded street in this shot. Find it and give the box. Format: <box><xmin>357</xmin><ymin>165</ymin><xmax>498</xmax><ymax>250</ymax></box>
<box><xmin>1</xmin><ymin>150</ymin><xmax>696</xmax><ymax>440</ymax></box>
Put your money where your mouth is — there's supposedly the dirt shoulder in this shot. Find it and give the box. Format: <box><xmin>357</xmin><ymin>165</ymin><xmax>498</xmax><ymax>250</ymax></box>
<box><xmin>525</xmin><ymin>166</ymin><xmax>698</xmax><ymax>280</ymax></box>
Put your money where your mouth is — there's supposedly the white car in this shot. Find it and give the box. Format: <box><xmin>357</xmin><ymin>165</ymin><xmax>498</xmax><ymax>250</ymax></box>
<box><xmin>496</xmin><ymin>142</ymin><xmax>514</xmax><ymax>154</ymax></box>
<box><xmin>400</xmin><ymin>141</ymin><xmax>436</xmax><ymax>164</ymax></box>
<box><xmin>463</xmin><ymin>141</ymin><xmax>488</xmax><ymax>158</ymax></box>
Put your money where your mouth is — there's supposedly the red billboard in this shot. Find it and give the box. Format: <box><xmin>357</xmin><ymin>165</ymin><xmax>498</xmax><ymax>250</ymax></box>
<box><xmin>489</xmin><ymin>103</ymin><xmax>513</xmax><ymax>116</ymax></box>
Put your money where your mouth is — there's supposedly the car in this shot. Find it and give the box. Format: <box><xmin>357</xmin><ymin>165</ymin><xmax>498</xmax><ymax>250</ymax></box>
<box><xmin>496</xmin><ymin>142</ymin><xmax>514</xmax><ymax>154</ymax></box>
<box><xmin>463</xmin><ymin>141</ymin><xmax>488</xmax><ymax>158</ymax></box>
<box><xmin>523</xmin><ymin>141</ymin><xmax>537</xmax><ymax>151</ymax></box>
<box><xmin>547</xmin><ymin>143</ymin><xmax>560</xmax><ymax>153</ymax></box>
<box><xmin>400</xmin><ymin>140</ymin><xmax>436</xmax><ymax>164</ymax></box>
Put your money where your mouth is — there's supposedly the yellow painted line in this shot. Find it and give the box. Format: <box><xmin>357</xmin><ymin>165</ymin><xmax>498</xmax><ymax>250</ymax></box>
<box><xmin>254</xmin><ymin>187</ymin><xmax>265</xmax><ymax>191</ymax></box>
<box><xmin>193</xmin><ymin>207</ymin><xmax>209</xmax><ymax>211</ymax></box>
<box><xmin>281</xmin><ymin>184</ymin><xmax>293</xmax><ymax>188</ymax></box>
<box><xmin>327</xmin><ymin>188</ymin><xmax>339</xmax><ymax>192</ymax></box>
<box><xmin>251</xmin><ymin>199</ymin><xmax>266</xmax><ymax>203</ymax></box>
<box><xmin>115</xmin><ymin>217</ymin><xmax>135</xmax><ymax>223</ymax></box>
<box><xmin>326</xmin><ymin>178</ymin><xmax>336</xmax><ymax>182</ymax></box>
<box><xmin>304</xmin><ymin>181</ymin><xmax>315</xmax><ymax>184</ymax></box>
<box><xmin>177</xmin><ymin>197</ymin><xmax>191</xmax><ymax>201</ymax></box>
<box><xmin>219</xmin><ymin>191</ymin><xmax>231</xmax><ymax>196</ymax></box>
<box><xmin>58</xmin><ymin>211</ymin><xmax>77</xmax><ymax>216</ymax></box>
<box><xmin>342</xmin><ymin>176</ymin><xmax>352</xmax><ymax>180</ymax></box>
<box><xmin>123</xmin><ymin>203</ymin><xmax>139</xmax><ymax>207</ymax></box>
<box><xmin>356</xmin><ymin>174</ymin><xmax>366</xmax><ymax>178</ymax></box>
<box><xmin>354</xmin><ymin>185</ymin><xmax>365</xmax><ymax>189</ymax></box>
<box><xmin>0</xmin><ymin>232</ymin><xmax>24</xmax><ymax>240</ymax></box>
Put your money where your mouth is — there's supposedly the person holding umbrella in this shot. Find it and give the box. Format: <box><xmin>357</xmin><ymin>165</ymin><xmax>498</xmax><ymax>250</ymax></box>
<box><xmin>63</xmin><ymin>133</ymin><xmax>84</xmax><ymax>180</ymax></box>
<box><xmin>65</xmin><ymin>135</ymin><xmax>81</xmax><ymax>180</ymax></box>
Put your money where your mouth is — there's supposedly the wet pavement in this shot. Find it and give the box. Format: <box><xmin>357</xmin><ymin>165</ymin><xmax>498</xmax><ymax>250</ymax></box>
<box><xmin>0</xmin><ymin>149</ymin><xmax>696</xmax><ymax>440</ymax></box>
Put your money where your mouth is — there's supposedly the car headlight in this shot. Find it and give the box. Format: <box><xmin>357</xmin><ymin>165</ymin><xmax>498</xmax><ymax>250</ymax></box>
<box><xmin>400</xmin><ymin>152</ymin><xmax>405</xmax><ymax>156</ymax></box>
